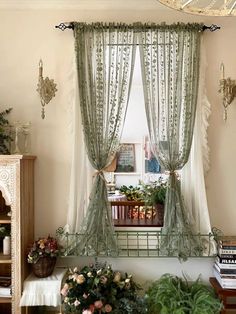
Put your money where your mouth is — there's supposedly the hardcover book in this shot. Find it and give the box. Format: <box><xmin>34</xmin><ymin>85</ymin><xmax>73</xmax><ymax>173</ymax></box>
<box><xmin>213</xmin><ymin>268</ymin><xmax>236</xmax><ymax>289</ymax></box>
<box><xmin>217</xmin><ymin>254</ymin><xmax>236</xmax><ymax>262</ymax></box>
<box><xmin>214</xmin><ymin>263</ymin><xmax>236</xmax><ymax>275</ymax></box>
<box><xmin>218</xmin><ymin>248</ymin><xmax>236</xmax><ymax>255</ymax></box>
<box><xmin>216</xmin><ymin>260</ymin><xmax>236</xmax><ymax>269</ymax></box>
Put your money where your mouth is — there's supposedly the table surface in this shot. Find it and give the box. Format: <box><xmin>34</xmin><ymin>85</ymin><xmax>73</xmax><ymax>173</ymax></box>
<box><xmin>210</xmin><ymin>277</ymin><xmax>236</xmax><ymax>296</ymax></box>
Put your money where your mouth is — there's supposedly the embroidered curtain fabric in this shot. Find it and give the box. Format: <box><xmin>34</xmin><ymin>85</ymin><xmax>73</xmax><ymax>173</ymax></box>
<box><xmin>73</xmin><ymin>23</ymin><xmax>136</xmax><ymax>254</ymax></box>
<box><xmin>138</xmin><ymin>23</ymin><xmax>204</xmax><ymax>259</ymax></box>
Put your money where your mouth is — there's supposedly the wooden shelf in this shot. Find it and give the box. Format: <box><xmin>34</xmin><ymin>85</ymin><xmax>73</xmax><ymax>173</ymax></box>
<box><xmin>0</xmin><ymin>296</ymin><xmax>11</xmax><ymax>303</ymax></box>
<box><xmin>0</xmin><ymin>214</ymin><xmax>11</xmax><ymax>224</ymax></box>
<box><xmin>0</xmin><ymin>254</ymin><xmax>11</xmax><ymax>264</ymax></box>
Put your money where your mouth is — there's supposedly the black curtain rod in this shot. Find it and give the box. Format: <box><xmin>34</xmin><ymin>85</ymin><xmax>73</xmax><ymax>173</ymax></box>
<box><xmin>55</xmin><ymin>22</ymin><xmax>220</xmax><ymax>32</ymax></box>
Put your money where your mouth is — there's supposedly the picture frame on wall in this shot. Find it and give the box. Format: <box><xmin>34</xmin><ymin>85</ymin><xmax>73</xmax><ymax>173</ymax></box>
<box><xmin>115</xmin><ymin>143</ymin><xmax>135</xmax><ymax>172</ymax></box>
<box><xmin>144</xmin><ymin>136</ymin><xmax>162</xmax><ymax>174</ymax></box>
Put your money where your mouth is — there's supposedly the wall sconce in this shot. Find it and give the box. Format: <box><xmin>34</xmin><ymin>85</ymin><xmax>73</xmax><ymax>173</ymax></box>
<box><xmin>36</xmin><ymin>59</ymin><xmax>57</xmax><ymax>119</ymax></box>
<box><xmin>219</xmin><ymin>63</ymin><xmax>236</xmax><ymax>121</ymax></box>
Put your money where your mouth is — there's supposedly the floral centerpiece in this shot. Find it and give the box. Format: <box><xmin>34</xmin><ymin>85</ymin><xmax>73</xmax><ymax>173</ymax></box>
<box><xmin>27</xmin><ymin>235</ymin><xmax>59</xmax><ymax>277</ymax></box>
<box><xmin>61</xmin><ymin>263</ymin><xmax>147</xmax><ymax>314</ymax></box>
<box><xmin>27</xmin><ymin>235</ymin><xmax>59</xmax><ymax>263</ymax></box>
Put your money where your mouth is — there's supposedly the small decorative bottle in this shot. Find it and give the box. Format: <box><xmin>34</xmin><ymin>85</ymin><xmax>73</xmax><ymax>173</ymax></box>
<box><xmin>3</xmin><ymin>236</ymin><xmax>11</xmax><ymax>255</ymax></box>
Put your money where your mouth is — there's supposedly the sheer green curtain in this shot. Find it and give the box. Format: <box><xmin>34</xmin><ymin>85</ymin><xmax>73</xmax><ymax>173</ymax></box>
<box><xmin>138</xmin><ymin>23</ymin><xmax>204</xmax><ymax>259</ymax></box>
<box><xmin>74</xmin><ymin>23</ymin><xmax>136</xmax><ymax>255</ymax></box>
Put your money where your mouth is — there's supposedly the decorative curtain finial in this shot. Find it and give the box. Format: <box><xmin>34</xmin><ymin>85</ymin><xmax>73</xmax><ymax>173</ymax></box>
<box><xmin>36</xmin><ymin>59</ymin><xmax>57</xmax><ymax>119</ymax></box>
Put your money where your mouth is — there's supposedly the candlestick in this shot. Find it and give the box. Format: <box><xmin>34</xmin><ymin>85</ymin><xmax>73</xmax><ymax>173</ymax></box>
<box><xmin>220</xmin><ymin>62</ymin><xmax>225</xmax><ymax>80</ymax></box>
<box><xmin>39</xmin><ymin>59</ymin><xmax>43</xmax><ymax>77</ymax></box>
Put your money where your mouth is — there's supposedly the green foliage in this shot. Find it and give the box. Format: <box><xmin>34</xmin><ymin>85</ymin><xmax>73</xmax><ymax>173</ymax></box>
<box><xmin>0</xmin><ymin>224</ymin><xmax>11</xmax><ymax>237</ymax></box>
<box><xmin>146</xmin><ymin>274</ymin><xmax>222</xmax><ymax>314</ymax></box>
<box><xmin>0</xmin><ymin>108</ymin><xmax>12</xmax><ymax>154</ymax></box>
<box><xmin>119</xmin><ymin>178</ymin><xmax>167</xmax><ymax>205</ymax></box>
<box><xmin>119</xmin><ymin>185</ymin><xmax>143</xmax><ymax>201</ymax></box>
<box><xmin>140</xmin><ymin>178</ymin><xmax>167</xmax><ymax>205</ymax></box>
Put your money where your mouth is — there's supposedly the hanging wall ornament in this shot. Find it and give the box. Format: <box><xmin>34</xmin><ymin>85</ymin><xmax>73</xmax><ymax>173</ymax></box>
<box><xmin>36</xmin><ymin>59</ymin><xmax>57</xmax><ymax>119</ymax></box>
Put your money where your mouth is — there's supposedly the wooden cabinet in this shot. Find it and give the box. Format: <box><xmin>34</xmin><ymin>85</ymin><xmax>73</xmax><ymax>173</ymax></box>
<box><xmin>0</xmin><ymin>155</ymin><xmax>35</xmax><ymax>314</ymax></box>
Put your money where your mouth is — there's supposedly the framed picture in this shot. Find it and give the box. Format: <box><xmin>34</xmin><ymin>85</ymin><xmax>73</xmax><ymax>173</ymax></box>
<box><xmin>115</xmin><ymin>144</ymin><xmax>135</xmax><ymax>172</ymax></box>
<box><xmin>144</xmin><ymin>136</ymin><xmax>161</xmax><ymax>174</ymax></box>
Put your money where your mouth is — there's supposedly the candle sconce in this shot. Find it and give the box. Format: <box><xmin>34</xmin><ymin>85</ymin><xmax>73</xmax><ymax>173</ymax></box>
<box><xmin>219</xmin><ymin>63</ymin><xmax>236</xmax><ymax>121</ymax></box>
<box><xmin>36</xmin><ymin>59</ymin><xmax>57</xmax><ymax>119</ymax></box>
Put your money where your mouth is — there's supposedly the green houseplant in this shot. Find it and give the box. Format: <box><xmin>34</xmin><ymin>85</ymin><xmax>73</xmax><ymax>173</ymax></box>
<box><xmin>0</xmin><ymin>108</ymin><xmax>12</xmax><ymax>154</ymax></box>
<box><xmin>146</xmin><ymin>274</ymin><xmax>222</xmax><ymax>314</ymax></box>
<box><xmin>140</xmin><ymin>178</ymin><xmax>167</xmax><ymax>206</ymax></box>
<box><xmin>119</xmin><ymin>185</ymin><xmax>143</xmax><ymax>201</ymax></box>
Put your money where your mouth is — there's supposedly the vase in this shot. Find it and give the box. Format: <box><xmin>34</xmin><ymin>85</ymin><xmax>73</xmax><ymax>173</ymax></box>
<box><xmin>32</xmin><ymin>256</ymin><xmax>56</xmax><ymax>278</ymax></box>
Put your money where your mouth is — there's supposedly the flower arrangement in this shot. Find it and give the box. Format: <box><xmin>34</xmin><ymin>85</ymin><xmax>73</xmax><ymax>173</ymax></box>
<box><xmin>27</xmin><ymin>235</ymin><xmax>59</xmax><ymax>264</ymax></box>
<box><xmin>61</xmin><ymin>263</ymin><xmax>146</xmax><ymax>314</ymax></box>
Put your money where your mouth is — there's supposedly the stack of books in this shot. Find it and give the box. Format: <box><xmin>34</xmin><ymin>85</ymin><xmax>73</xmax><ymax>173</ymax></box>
<box><xmin>0</xmin><ymin>276</ymin><xmax>11</xmax><ymax>298</ymax></box>
<box><xmin>214</xmin><ymin>237</ymin><xmax>236</xmax><ymax>289</ymax></box>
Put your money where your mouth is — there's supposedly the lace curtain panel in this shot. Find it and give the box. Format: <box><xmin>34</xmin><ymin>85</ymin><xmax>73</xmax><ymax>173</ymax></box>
<box><xmin>138</xmin><ymin>23</ymin><xmax>204</xmax><ymax>259</ymax></box>
<box><xmin>73</xmin><ymin>23</ymin><xmax>137</xmax><ymax>255</ymax></box>
<box><xmin>66</xmin><ymin>22</ymin><xmax>211</xmax><ymax>258</ymax></box>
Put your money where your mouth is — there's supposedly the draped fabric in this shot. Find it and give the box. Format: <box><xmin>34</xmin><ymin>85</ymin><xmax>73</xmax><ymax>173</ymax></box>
<box><xmin>73</xmin><ymin>23</ymin><xmax>136</xmax><ymax>255</ymax></box>
<box><xmin>64</xmin><ymin>59</ymin><xmax>93</xmax><ymax>236</ymax></box>
<box><xmin>181</xmin><ymin>40</ymin><xmax>212</xmax><ymax>234</ymax></box>
<box><xmin>138</xmin><ymin>23</ymin><xmax>204</xmax><ymax>259</ymax></box>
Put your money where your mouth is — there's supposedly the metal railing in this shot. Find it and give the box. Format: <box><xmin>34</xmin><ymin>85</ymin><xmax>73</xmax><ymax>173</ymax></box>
<box><xmin>56</xmin><ymin>228</ymin><xmax>217</xmax><ymax>258</ymax></box>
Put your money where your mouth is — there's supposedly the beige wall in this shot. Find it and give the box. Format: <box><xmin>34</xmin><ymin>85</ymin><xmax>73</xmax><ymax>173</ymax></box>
<box><xmin>0</xmin><ymin>2</ymin><xmax>236</xmax><ymax>279</ymax></box>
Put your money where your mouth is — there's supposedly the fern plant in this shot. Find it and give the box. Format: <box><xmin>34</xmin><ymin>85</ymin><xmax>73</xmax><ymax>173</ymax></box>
<box><xmin>0</xmin><ymin>108</ymin><xmax>12</xmax><ymax>154</ymax></box>
<box><xmin>146</xmin><ymin>274</ymin><xmax>222</xmax><ymax>314</ymax></box>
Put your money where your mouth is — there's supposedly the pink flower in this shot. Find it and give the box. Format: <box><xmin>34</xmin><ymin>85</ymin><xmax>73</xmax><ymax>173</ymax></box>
<box><xmin>94</xmin><ymin>300</ymin><xmax>103</xmax><ymax>309</ymax></box>
<box><xmin>104</xmin><ymin>304</ymin><xmax>112</xmax><ymax>312</ymax></box>
<box><xmin>61</xmin><ymin>283</ymin><xmax>69</xmax><ymax>296</ymax></box>
<box><xmin>82</xmin><ymin>310</ymin><xmax>92</xmax><ymax>314</ymax></box>
<box><xmin>83</xmin><ymin>293</ymin><xmax>88</xmax><ymax>299</ymax></box>
<box><xmin>89</xmin><ymin>304</ymin><xmax>95</xmax><ymax>312</ymax></box>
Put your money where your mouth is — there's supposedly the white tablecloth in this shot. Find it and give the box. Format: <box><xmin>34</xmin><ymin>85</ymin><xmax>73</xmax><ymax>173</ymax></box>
<box><xmin>20</xmin><ymin>268</ymin><xmax>67</xmax><ymax>307</ymax></box>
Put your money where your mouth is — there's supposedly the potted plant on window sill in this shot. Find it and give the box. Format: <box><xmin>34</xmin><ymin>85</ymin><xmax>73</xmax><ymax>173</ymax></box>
<box><xmin>140</xmin><ymin>178</ymin><xmax>167</xmax><ymax>225</ymax></box>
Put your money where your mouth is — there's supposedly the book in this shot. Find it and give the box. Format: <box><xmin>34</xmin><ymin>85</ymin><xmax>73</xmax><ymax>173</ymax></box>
<box><xmin>0</xmin><ymin>287</ymin><xmax>11</xmax><ymax>297</ymax></box>
<box><xmin>214</xmin><ymin>263</ymin><xmax>236</xmax><ymax>275</ymax></box>
<box><xmin>215</xmin><ymin>260</ymin><xmax>236</xmax><ymax>269</ymax></box>
<box><xmin>218</xmin><ymin>236</ymin><xmax>236</xmax><ymax>245</ymax></box>
<box><xmin>218</xmin><ymin>248</ymin><xmax>236</xmax><ymax>255</ymax></box>
<box><xmin>217</xmin><ymin>254</ymin><xmax>236</xmax><ymax>262</ymax></box>
<box><xmin>213</xmin><ymin>268</ymin><xmax>236</xmax><ymax>289</ymax></box>
<box><xmin>218</xmin><ymin>244</ymin><xmax>236</xmax><ymax>249</ymax></box>
<box><xmin>0</xmin><ymin>276</ymin><xmax>10</xmax><ymax>288</ymax></box>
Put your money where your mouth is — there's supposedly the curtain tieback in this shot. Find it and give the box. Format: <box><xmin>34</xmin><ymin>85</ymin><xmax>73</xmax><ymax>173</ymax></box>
<box><xmin>165</xmin><ymin>170</ymin><xmax>180</xmax><ymax>179</ymax></box>
<box><xmin>93</xmin><ymin>169</ymin><xmax>107</xmax><ymax>182</ymax></box>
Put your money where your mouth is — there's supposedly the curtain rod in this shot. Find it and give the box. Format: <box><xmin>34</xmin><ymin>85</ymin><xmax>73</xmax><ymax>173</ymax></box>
<box><xmin>55</xmin><ymin>22</ymin><xmax>220</xmax><ymax>32</ymax></box>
